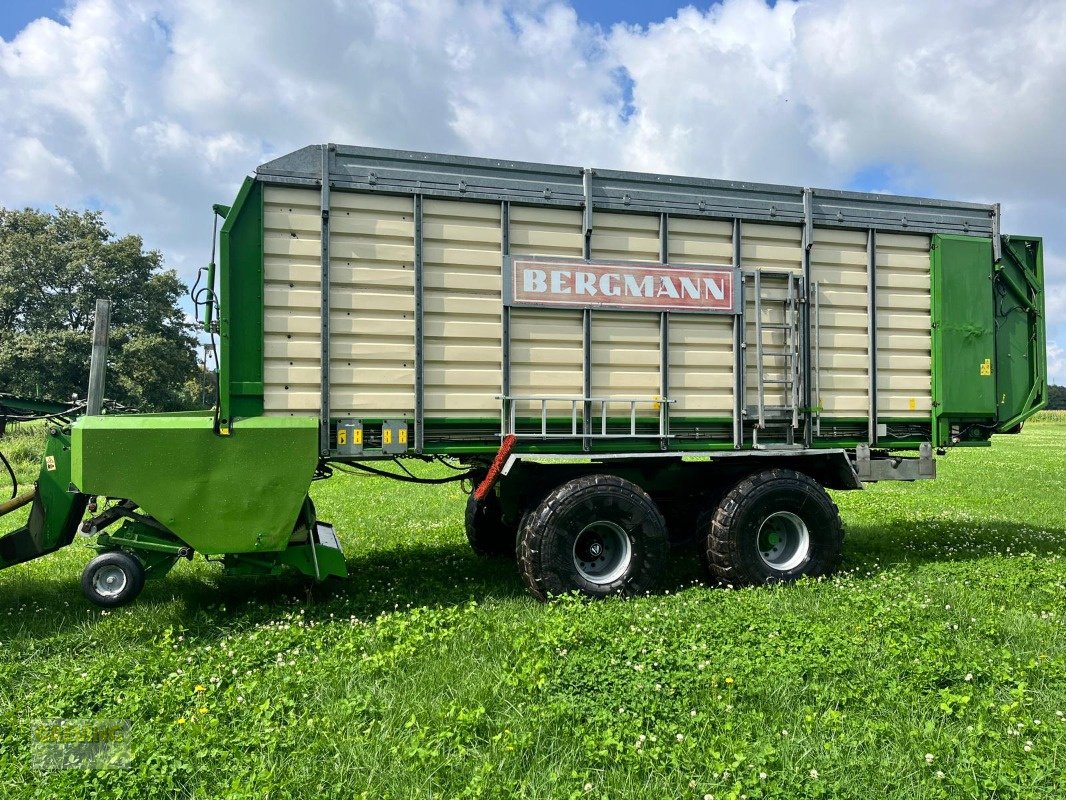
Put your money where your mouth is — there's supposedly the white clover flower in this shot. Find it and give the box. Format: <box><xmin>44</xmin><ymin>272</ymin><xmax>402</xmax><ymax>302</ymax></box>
<box><xmin>809</xmin><ymin>769</ymin><xmax>819</xmax><ymax>779</ymax></box>
<box><xmin>925</xmin><ymin>753</ymin><xmax>934</xmax><ymax>764</ymax></box>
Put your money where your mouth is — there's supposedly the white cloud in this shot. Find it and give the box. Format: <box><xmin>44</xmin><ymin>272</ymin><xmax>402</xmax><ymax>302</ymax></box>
<box><xmin>0</xmin><ymin>0</ymin><xmax>1064</xmax><ymax>377</ymax></box>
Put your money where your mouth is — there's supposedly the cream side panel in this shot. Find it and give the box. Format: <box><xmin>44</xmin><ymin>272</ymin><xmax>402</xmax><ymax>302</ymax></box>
<box><xmin>423</xmin><ymin>199</ymin><xmax>502</xmax><ymax>416</ymax></box>
<box><xmin>263</xmin><ymin>185</ymin><xmax>322</xmax><ymax>416</ymax></box>
<box><xmin>509</xmin><ymin>206</ymin><xmax>584</xmax><ymax>415</ymax></box>
<box><xmin>667</xmin><ymin>216</ymin><xmax>734</xmax><ymax>415</ymax></box>
<box><xmin>810</xmin><ymin>228</ymin><xmax>869</xmax><ymax>417</ymax></box>
<box><xmin>588</xmin><ymin>212</ymin><xmax>661</xmax><ymax>408</ymax></box>
<box><xmin>876</xmin><ymin>233</ymin><xmax>931</xmax><ymax>417</ymax></box>
<box><xmin>329</xmin><ymin>193</ymin><xmax>415</xmax><ymax>418</ymax></box>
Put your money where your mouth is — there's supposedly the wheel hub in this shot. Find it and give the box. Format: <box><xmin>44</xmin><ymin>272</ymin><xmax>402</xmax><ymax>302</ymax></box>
<box><xmin>93</xmin><ymin>565</ymin><xmax>128</xmax><ymax>599</ymax></box>
<box><xmin>573</xmin><ymin>521</ymin><xmax>632</xmax><ymax>585</ymax></box>
<box><xmin>757</xmin><ymin>511</ymin><xmax>811</xmax><ymax>572</ymax></box>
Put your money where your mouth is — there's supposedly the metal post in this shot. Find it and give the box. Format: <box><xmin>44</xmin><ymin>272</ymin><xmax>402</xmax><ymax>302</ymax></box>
<box><xmin>582</xmin><ymin>308</ymin><xmax>592</xmax><ymax>452</ymax></box>
<box><xmin>582</xmin><ymin>185</ymin><xmax>593</xmax><ymax>451</ymax></box>
<box><xmin>659</xmin><ymin>212</ymin><xmax>669</xmax><ymax>449</ymax></box>
<box><xmin>732</xmin><ymin>219</ymin><xmax>744</xmax><ymax>448</ymax></box>
<box><xmin>318</xmin><ymin>144</ymin><xmax>333</xmax><ymax>455</ymax></box>
<box><xmin>413</xmin><ymin>194</ymin><xmax>425</xmax><ymax>453</ymax></box>
<box><xmin>813</xmin><ymin>280</ymin><xmax>821</xmax><ymax>436</ymax></box>
<box><xmin>801</xmin><ymin>189</ymin><xmax>814</xmax><ymax>447</ymax></box>
<box><xmin>86</xmin><ymin>299</ymin><xmax>110</xmax><ymax>416</ymax></box>
<box><xmin>754</xmin><ymin>270</ymin><xmax>764</xmax><ymax>429</ymax></box>
<box><xmin>867</xmin><ymin>228</ymin><xmax>878</xmax><ymax>446</ymax></box>
<box><xmin>501</xmin><ymin>201</ymin><xmax>511</xmax><ymax>401</ymax></box>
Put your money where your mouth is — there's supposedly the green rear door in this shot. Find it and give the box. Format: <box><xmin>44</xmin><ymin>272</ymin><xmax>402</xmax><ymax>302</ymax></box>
<box><xmin>994</xmin><ymin>236</ymin><xmax>1047</xmax><ymax>430</ymax></box>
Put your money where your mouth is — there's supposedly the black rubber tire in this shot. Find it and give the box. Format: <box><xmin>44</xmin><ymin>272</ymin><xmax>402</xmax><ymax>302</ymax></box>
<box><xmin>704</xmin><ymin>468</ymin><xmax>843</xmax><ymax>587</ymax></box>
<box><xmin>517</xmin><ymin>474</ymin><xmax>668</xmax><ymax>601</ymax></box>
<box><xmin>81</xmin><ymin>551</ymin><xmax>146</xmax><ymax>608</ymax></box>
<box><xmin>465</xmin><ymin>491</ymin><xmax>516</xmax><ymax>558</ymax></box>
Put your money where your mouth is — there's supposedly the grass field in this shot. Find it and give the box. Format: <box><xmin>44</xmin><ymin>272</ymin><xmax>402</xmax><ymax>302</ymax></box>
<box><xmin>1</xmin><ymin>420</ymin><xmax>1064</xmax><ymax>798</ymax></box>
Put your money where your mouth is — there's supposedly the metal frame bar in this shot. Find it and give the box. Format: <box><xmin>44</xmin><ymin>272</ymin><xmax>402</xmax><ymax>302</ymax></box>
<box><xmin>867</xmin><ymin>228</ymin><xmax>878</xmax><ymax>446</ymax></box>
<box><xmin>754</xmin><ymin>269</ymin><xmax>765</xmax><ymax>430</ymax></box>
<box><xmin>499</xmin><ymin>394</ymin><xmax>674</xmax><ymax>440</ymax></box>
<box><xmin>801</xmin><ymin>188</ymin><xmax>813</xmax><ymax>447</ymax></box>
<box><xmin>659</xmin><ymin>212</ymin><xmax>670</xmax><ymax>451</ymax></box>
<box><xmin>813</xmin><ymin>279</ymin><xmax>821</xmax><ymax>436</ymax></box>
<box><xmin>732</xmin><ymin>219</ymin><xmax>744</xmax><ymax>448</ymax></box>
<box><xmin>582</xmin><ymin>181</ymin><xmax>593</xmax><ymax>452</ymax></box>
<box><xmin>413</xmin><ymin>194</ymin><xmax>425</xmax><ymax>453</ymax></box>
<box><xmin>318</xmin><ymin>144</ymin><xmax>333</xmax><ymax>454</ymax></box>
<box><xmin>500</xmin><ymin>201</ymin><xmax>511</xmax><ymax>438</ymax></box>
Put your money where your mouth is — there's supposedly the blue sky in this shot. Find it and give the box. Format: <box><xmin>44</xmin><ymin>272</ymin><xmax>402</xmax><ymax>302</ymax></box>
<box><xmin>571</xmin><ymin>0</ymin><xmax>697</xmax><ymax>29</ymax></box>
<box><xmin>0</xmin><ymin>1</ymin><xmax>65</xmax><ymax>40</ymax></box>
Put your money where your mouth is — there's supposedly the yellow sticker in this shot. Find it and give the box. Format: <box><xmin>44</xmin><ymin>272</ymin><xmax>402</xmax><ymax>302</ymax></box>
<box><xmin>399</xmin><ymin>428</ymin><xmax>408</xmax><ymax>445</ymax></box>
<box><xmin>353</xmin><ymin>428</ymin><xmax>363</xmax><ymax>444</ymax></box>
<box><xmin>45</xmin><ymin>455</ymin><xmax>56</xmax><ymax>472</ymax></box>
<box><xmin>383</xmin><ymin>428</ymin><xmax>392</xmax><ymax>445</ymax></box>
<box><xmin>908</xmin><ymin>398</ymin><xmax>916</xmax><ymax>411</ymax></box>
<box><xmin>337</xmin><ymin>428</ymin><xmax>347</xmax><ymax>445</ymax></box>
<box><xmin>980</xmin><ymin>357</ymin><xmax>991</xmax><ymax>377</ymax></box>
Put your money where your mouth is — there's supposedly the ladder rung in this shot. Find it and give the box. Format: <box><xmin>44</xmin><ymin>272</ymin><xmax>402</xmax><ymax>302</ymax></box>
<box><xmin>762</xmin><ymin>379</ymin><xmax>792</xmax><ymax>385</ymax></box>
<box><xmin>759</xmin><ymin>323</ymin><xmax>792</xmax><ymax>330</ymax></box>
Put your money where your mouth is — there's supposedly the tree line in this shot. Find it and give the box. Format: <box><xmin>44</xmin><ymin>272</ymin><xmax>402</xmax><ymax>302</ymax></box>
<box><xmin>0</xmin><ymin>207</ymin><xmax>211</xmax><ymax>410</ymax></box>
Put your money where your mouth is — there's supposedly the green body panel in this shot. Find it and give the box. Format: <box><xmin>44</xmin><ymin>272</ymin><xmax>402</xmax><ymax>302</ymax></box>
<box><xmin>219</xmin><ymin>178</ymin><xmax>265</xmax><ymax>427</ymax></box>
<box><xmin>71</xmin><ymin>414</ymin><xmax>317</xmax><ymax>555</ymax></box>
<box><xmin>994</xmin><ymin>236</ymin><xmax>1046</xmax><ymax>430</ymax></box>
<box><xmin>0</xmin><ymin>428</ymin><xmax>87</xmax><ymax>568</ymax></box>
<box><xmin>931</xmin><ymin>236</ymin><xmax>997</xmax><ymax>445</ymax></box>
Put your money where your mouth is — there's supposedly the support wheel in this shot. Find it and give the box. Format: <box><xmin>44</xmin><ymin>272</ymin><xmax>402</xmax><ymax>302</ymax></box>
<box><xmin>517</xmin><ymin>474</ymin><xmax>668</xmax><ymax>601</ymax></box>
<box><xmin>704</xmin><ymin>468</ymin><xmax>843</xmax><ymax>587</ymax></box>
<box><xmin>81</xmin><ymin>551</ymin><xmax>146</xmax><ymax>608</ymax></box>
<box><xmin>465</xmin><ymin>491</ymin><xmax>516</xmax><ymax>558</ymax></box>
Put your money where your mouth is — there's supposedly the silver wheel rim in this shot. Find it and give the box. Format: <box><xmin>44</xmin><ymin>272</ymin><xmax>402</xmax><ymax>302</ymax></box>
<box><xmin>757</xmin><ymin>511</ymin><xmax>810</xmax><ymax>571</ymax></box>
<box><xmin>93</xmin><ymin>565</ymin><xmax>128</xmax><ymax>599</ymax></box>
<box><xmin>573</xmin><ymin>521</ymin><xmax>632</xmax><ymax>585</ymax></box>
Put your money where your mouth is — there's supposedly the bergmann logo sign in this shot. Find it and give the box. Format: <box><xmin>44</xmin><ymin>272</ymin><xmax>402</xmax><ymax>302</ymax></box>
<box><xmin>508</xmin><ymin>257</ymin><xmax>736</xmax><ymax>314</ymax></box>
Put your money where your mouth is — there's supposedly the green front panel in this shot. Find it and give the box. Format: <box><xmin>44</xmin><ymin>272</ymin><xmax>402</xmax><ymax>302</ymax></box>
<box><xmin>994</xmin><ymin>236</ymin><xmax>1047</xmax><ymax>429</ymax></box>
<box><xmin>931</xmin><ymin>236</ymin><xmax>997</xmax><ymax>442</ymax></box>
<box><xmin>72</xmin><ymin>414</ymin><xmax>317</xmax><ymax>555</ymax></box>
<box><xmin>219</xmin><ymin>178</ymin><xmax>265</xmax><ymax>427</ymax></box>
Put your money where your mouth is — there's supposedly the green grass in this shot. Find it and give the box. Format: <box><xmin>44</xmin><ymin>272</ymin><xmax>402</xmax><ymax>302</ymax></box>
<box><xmin>0</xmin><ymin>421</ymin><xmax>1064</xmax><ymax>798</ymax></box>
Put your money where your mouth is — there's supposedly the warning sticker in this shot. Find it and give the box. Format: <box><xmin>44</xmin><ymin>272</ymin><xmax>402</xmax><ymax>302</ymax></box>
<box><xmin>980</xmin><ymin>358</ymin><xmax>992</xmax><ymax>377</ymax></box>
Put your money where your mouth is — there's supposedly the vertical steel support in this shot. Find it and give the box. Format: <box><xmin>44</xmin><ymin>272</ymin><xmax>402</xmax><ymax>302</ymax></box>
<box><xmin>732</xmin><ymin>218</ymin><xmax>744</xmax><ymax>448</ymax></box>
<box><xmin>318</xmin><ymin>144</ymin><xmax>333</xmax><ymax>455</ymax></box>
<box><xmin>801</xmin><ymin>187</ymin><xmax>814</xmax><ymax>447</ymax></box>
<box><xmin>413</xmin><ymin>194</ymin><xmax>425</xmax><ymax>453</ymax></box>
<box><xmin>582</xmin><ymin>308</ymin><xmax>592</xmax><ymax>451</ymax></box>
<box><xmin>813</xmin><ymin>280</ymin><xmax>821</xmax><ymax>436</ymax></box>
<box><xmin>867</xmin><ymin>228</ymin><xmax>878</xmax><ymax>446</ymax></box>
<box><xmin>87</xmin><ymin>298</ymin><xmax>110</xmax><ymax>416</ymax></box>
<box><xmin>659</xmin><ymin>212</ymin><xmax>669</xmax><ymax>448</ymax></box>
<box><xmin>754</xmin><ymin>269</ymin><xmax>765</xmax><ymax>429</ymax></box>
<box><xmin>500</xmin><ymin>201</ymin><xmax>511</xmax><ymax>438</ymax></box>
<box><xmin>582</xmin><ymin>171</ymin><xmax>593</xmax><ymax>451</ymax></box>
